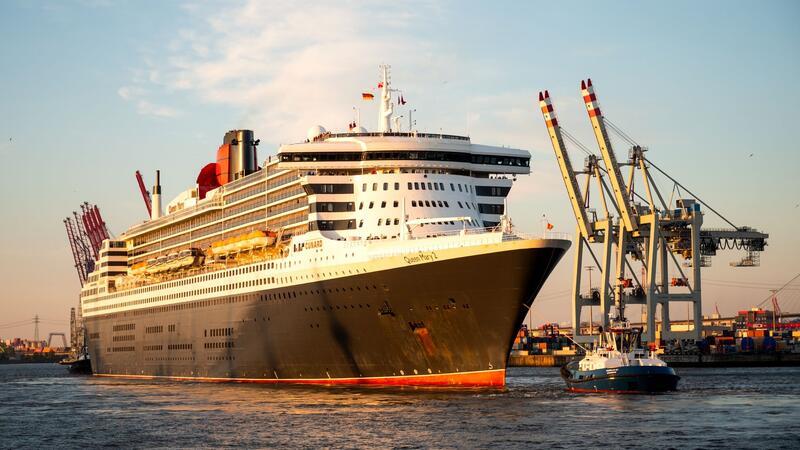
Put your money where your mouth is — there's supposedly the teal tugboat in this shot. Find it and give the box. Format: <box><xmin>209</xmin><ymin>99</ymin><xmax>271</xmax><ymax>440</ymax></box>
<box><xmin>561</xmin><ymin>306</ymin><xmax>679</xmax><ymax>394</ymax></box>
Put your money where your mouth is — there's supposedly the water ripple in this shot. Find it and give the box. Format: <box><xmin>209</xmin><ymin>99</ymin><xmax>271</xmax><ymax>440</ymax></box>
<box><xmin>0</xmin><ymin>365</ymin><xmax>798</xmax><ymax>448</ymax></box>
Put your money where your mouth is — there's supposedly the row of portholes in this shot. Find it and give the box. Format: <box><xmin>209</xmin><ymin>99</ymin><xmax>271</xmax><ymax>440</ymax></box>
<box><xmin>304</xmin><ymin>302</ymin><xmax>373</xmax><ymax>312</ymax></box>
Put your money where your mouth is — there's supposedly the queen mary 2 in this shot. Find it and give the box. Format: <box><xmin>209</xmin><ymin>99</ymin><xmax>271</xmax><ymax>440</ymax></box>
<box><xmin>79</xmin><ymin>66</ymin><xmax>570</xmax><ymax>387</ymax></box>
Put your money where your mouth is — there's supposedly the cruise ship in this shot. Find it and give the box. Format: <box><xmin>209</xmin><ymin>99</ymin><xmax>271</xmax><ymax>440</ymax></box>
<box><xmin>80</xmin><ymin>66</ymin><xmax>570</xmax><ymax>386</ymax></box>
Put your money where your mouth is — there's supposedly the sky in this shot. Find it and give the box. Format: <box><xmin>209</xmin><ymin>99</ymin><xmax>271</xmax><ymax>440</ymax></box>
<box><xmin>1</xmin><ymin>0</ymin><xmax>798</xmax><ymax>340</ymax></box>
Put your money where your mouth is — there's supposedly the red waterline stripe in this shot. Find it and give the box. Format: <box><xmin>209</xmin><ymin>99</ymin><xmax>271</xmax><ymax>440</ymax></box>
<box><xmin>94</xmin><ymin>369</ymin><xmax>507</xmax><ymax>387</ymax></box>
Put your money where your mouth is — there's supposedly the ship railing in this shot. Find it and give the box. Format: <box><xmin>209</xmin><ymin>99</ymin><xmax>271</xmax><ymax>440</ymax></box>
<box><xmin>401</xmin><ymin>227</ymin><xmax>570</xmax><ymax>242</ymax></box>
<box><xmin>221</xmin><ymin>168</ymin><xmax>267</xmax><ymax>192</ymax></box>
<box><xmin>324</xmin><ymin>131</ymin><xmax>470</xmax><ymax>141</ymax></box>
<box><xmin>124</xmin><ymin>197</ymin><xmax>225</xmax><ymax>235</ymax></box>
<box><xmin>358</xmin><ymin>228</ymin><xmax>570</xmax><ymax>258</ymax></box>
<box><xmin>507</xmin><ymin>231</ymin><xmax>571</xmax><ymax>241</ymax></box>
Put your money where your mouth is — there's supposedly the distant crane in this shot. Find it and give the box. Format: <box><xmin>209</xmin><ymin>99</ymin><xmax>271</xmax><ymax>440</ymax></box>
<box><xmin>135</xmin><ymin>170</ymin><xmax>152</xmax><ymax>217</ymax></box>
<box><xmin>772</xmin><ymin>292</ymin><xmax>782</xmax><ymax>329</ymax></box>
<box><xmin>63</xmin><ymin>202</ymin><xmax>111</xmax><ymax>285</ymax></box>
<box><xmin>538</xmin><ymin>80</ymin><xmax>768</xmax><ymax>343</ymax></box>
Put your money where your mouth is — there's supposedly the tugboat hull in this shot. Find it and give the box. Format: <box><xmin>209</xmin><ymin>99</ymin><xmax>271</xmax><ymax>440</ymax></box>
<box><xmin>59</xmin><ymin>357</ymin><xmax>93</xmax><ymax>375</ymax></box>
<box><xmin>562</xmin><ymin>364</ymin><xmax>679</xmax><ymax>394</ymax></box>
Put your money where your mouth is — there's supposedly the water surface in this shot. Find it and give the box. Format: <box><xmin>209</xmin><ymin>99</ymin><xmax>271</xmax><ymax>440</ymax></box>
<box><xmin>1</xmin><ymin>364</ymin><xmax>797</xmax><ymax>448</ymax></box>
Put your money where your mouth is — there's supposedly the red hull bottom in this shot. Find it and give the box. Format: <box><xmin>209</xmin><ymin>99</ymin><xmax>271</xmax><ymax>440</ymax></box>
<box><xmin>94</xmin><ymin>368</ymin><xmax>506</xmax><ymax>387</ymax></box>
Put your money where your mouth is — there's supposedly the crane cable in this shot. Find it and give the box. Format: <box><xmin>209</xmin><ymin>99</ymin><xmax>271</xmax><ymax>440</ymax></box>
<box><xmin>756</xmin><ymin>272</ymin><xmax>800</xmax><ymax>308</ymax></box>
<box><xmin>643</xmin><ymin>158</ymin><xmax>739</xmax><ymax>229</ymax></box>
<box><xmin>560</xmin><ymin>127</ymin><xmax>652</xmax><ymax>208</ymax></box>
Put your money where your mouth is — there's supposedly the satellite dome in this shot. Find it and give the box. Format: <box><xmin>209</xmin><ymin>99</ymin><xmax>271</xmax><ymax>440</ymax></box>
<box><xmin>353</xmin><ymin>126</ymin><xmax>367</xmax><ymax>133</ymax></box>
<box><xmin>307</xmin><ymin>125</ymin><xmax>326</xmax><ymax>141</ymax></box>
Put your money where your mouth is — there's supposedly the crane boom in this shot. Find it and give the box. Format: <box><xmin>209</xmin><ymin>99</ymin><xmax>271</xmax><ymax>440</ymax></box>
<box><xmin>63</xmin><ymin>218</ymin><xmax>87</xmax><ymax>285</ymax></box>
<box><xmin>135</xmin><ymin>170</ymin><xmax>152</xmax><ymax>216</ymax></box>
<box><xmin>91</xmin><ymin>205</ymin><xmax>110</xmax><ymax>241</ymax></box>
<box><xmin>80</xmin><ymin>204</ymin><xmax>101</xmax><ymax>257</ymax></box>
<box><xmin>538</xmin><ymin>90</ymin><xmax>593</xmax><ymax>239</ymax></box>
<box><xmin>580</xmin><ymin>79</ymin><xmax>639</xmax><ymax>233</ymax></box>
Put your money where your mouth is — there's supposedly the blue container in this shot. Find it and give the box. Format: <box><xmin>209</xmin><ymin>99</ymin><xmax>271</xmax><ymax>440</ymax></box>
<box><xmin>740</xmin><ymin>337</ymin><xmax>755</xmax><ymax>352</ymax></box>
<box><xmin>763</xmin><ymin>336</ymin><xmax>777</xmax><ymax>352</ymax></box>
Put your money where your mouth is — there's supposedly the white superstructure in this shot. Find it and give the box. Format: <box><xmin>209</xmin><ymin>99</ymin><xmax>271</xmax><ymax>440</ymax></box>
<box><xmin>80</xmin><ymin>66</ymin><xmax>548</xmax><ymax>325</ymax></box>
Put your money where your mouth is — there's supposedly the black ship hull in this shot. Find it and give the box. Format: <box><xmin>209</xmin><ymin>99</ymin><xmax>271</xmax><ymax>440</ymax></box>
<box><xmin>85</xmin><ymin>244</ymin><xmax>567</xmax><ymax>386</ymax></box>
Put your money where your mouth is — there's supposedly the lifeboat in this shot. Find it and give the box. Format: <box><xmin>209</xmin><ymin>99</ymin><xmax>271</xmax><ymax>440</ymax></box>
<box><xmin>209</xmin><ymin>230</ymin><xmax>277</xmax><ymax>257</ymax></box>
<box><xmin>173</xmin><ymin>248</ymin><xmax>205</xmax><ymax>270</ymax></box>
<box><xmin>164</xmin><ymin>253</ymin><xmax>181</xmax><ymax>272</ymax></box>
<box><xmin>144</xmin><ymin>256</ymin><xmax>168</xmax><ymax>275</ymax></box>
<box><xmin>129</xmin><ymin>261</ymin><xmax>148</xmax><ymax>276</ymax></box>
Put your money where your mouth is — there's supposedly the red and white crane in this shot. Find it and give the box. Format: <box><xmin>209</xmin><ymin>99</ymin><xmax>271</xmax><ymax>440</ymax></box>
<box><xmin>135</xmin><ymin>170</ymin><xmax>152</xmax><ymax>217</ymax></box>
<box><xmin>63</xmin><ymin>202</ymin><xmax>111</xmax><ymax>285</ymax></box>
<box><xmin>539</xmin><ymin>79</ymin><xmax>768</xmax><ymax>343</ymax></box>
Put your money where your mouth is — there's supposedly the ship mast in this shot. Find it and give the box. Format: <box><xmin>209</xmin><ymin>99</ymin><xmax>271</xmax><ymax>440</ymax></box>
<box><xmin>378</xmin><ymin>64</ymin><xmax>394</xmax><ymax>132</ymax></box>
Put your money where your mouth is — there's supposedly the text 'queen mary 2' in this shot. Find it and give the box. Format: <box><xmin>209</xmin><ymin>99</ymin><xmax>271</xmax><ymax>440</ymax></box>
<box><xmin>80</xmin><ymin>66</ymin><xmax>570</xmax><ymax>387</ymax></box>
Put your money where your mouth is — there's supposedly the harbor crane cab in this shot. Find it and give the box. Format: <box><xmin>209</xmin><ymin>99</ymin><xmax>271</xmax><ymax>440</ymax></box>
<box><xmin>538</xmin><ymin>80</ymin><xmax>768</xmax><ymax>343</ymax></box>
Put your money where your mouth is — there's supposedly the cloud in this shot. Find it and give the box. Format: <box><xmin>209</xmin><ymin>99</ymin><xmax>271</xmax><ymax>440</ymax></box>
<box><xmin>122</xmin><ymin>0</ymin><xmax>552</xmax><ymax>150</ymax></box>
<box><xmin>117</xmin><ymin>85</ymin><xmax>180</xmax><ymax>118</ymax></box>
<box><xmin>185</xmin><ymin>3</ymin><xmax>437</xmax><ymax>134</ymax></box>
<box><xmin>120</xmin><ymin>2</ymin><xmax>465</xmax><ymax>141</ymax></box>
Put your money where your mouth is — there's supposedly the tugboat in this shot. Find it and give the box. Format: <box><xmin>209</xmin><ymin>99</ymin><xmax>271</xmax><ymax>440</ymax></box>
<box><xmin>59</xmin><ymin>349</ymin><xmax>92</xmax><ymax>375</ymax></box>
<box><xmin>561</xmin><ymin>302</ymin><xmax>679</xmax><ymax>394</ymax></box>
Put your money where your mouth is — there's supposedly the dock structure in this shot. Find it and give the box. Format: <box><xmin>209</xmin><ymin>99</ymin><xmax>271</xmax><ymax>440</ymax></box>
<box><xmin>538</xmin><ymin>81</ymin><xmax>768</xmax><ymax>343</ymax></box>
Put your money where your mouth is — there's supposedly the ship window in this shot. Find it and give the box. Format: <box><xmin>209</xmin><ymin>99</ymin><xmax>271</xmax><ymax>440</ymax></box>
<box><xmin>383</xmin><ymin>182</ymin><xmax>388</xmax><ymax>190</ymax></box>
<box><xmin>369</xmin><ymin>202</ymin><xmax>374</xmax><ymax>209</ymax></box>
<box><xmin>394</xmin><ymin>182</ymin><xmax>399</xmax><ymax>190</ymax></box>
<box><xmin>420</xmin><ymin>183</ymin><xmax>426</xmax><ymax>190</ymax></box>
<box><xmin>466</xmin><ymin>203</ymin><xmax>471</xmax><ymax>209</ymax></box>
<box><xmin>393</xmin><ymin>201</ymin><xmax>399</xmax><ymax>207</ymax></box>
<box><xmin>381</xmin><ymin>201</ymin><xmax>386</xmax><ymax>208</ymax></box>
<box><xmin>433</xmin><ymin>183</ymin><xmax>439</xmax><ymax>191</ymax></box>
<box><xmin>458</xmin><ymin>184</ymin><xmax>463</xmax><ymax>192</ymax></box>
<box><xmin>450</xmin><ymin>183</ymin><xmax>455</xmax><ymax>191</ymax></box>
<box><xmin>378</xmin><ymin>219</ymin><xmax>382</xmax><ymax>225</ymax></box>
<box><xmin>372</xmin><ymin>183</ymin><xmax>377</xmax><ymax>191</ymax></box>
<box><xmin>385</xmin><ymin>218</ymin><xmax>391</xmax><ymax>225</ymax></box>
<box><xmin>362</xmin><ymin>183</ymin><xmax>367</xmax><ymax>192</ymax></box>
<box><xmin>427</xmin><ymin>182</ymin><xmax>432</xmax><ymax>190</ymax></box>
<box><xmin>359</xmin><ymin>202</ymin><xmax>363</xmax><ymax>210</ymax></box>
<box><xmin>407</xmin><ymin>182</ymin><xmax>412</xmax><ymax>190</ymax></box>
<box><xmin>411</xmin><ymin>200</ymin><xmax>417</xmax><ymax>207</ymax></box>
<box><xmin>358</xmin><ymin>220</ymin><xmax>363</xmax><ymax>228</ymax></box>
<box><xmin>444</xmin><ymin>201</ymin><xmax>449</xmax><ymax>207</ymax></box>
<box><xmin>437</xmin><ymin>201</ymin><xmax>443</xmax><ymax>207</ymax></box>
<box><xmin>414</xmin><ymin>182</ymin><xmax>419</xmax><ymax>190</ymax></box>
<box><xmin>393</xmin><ymin>218</ymin><xmax>400</xmax><ymax>225</ymax></box>
<box><xmin>425</xmin><ymin>201</ymin><xmax>431</xmax><ymax>207</ymax></box>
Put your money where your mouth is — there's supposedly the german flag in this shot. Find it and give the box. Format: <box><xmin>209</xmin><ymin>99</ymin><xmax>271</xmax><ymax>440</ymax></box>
<box><xmin>362</xmin><ymin>92</ymin><xmax>374</xmax><ymax>100</ymax></box>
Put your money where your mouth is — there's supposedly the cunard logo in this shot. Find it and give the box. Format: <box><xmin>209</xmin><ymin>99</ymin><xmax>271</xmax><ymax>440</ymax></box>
<box><xmin>404</xmin><ymin>251</ymin><xmax>438</xmax><ymax>265</ymax></box>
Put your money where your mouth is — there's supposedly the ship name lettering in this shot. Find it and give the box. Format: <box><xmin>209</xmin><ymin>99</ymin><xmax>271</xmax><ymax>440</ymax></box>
<box><xmin>404</xmin><ymin>251</ymin><xmax>438</xmax><ymax>264</ymax></box>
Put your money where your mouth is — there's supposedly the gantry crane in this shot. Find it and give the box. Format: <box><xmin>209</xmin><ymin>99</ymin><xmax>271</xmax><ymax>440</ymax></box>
<box><xmin>539</xmin><ymin>79</ymin><xmax>768</xmax><ymax>343</ymax></box>
<box><xmin>539</xmin><ymin>90</ymin><xmax>616</xmax><ymax>337</ymax></box>
<box><xmin>63</xmin><ymin>202</ymin><xmax>111</xmax><ymax>286</ymax></box>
